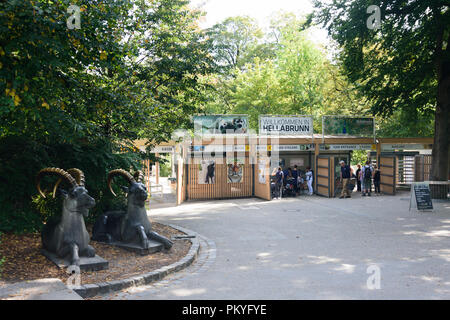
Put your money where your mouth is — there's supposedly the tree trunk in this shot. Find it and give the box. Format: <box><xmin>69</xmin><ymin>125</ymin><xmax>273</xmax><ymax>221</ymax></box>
<box><xmin>431</xmin><ymin>58</ymin><xmax>450</xmax><ymax>181</ymax></box>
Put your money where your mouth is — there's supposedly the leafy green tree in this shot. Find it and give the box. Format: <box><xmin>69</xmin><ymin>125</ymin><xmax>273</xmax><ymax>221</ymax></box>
<box><xmin>206</xmin><ymin>16</ymin><xmax>275</xmax><ymax>72</ymax></box>
<box><xmin>0</xmin><ymin>0</ymin><xmax>214</xmax><ymax>232</ymax></box>
<box><xmin>313</xmin><ymin>0</ymin><xmax>449</xmax><ymax>180</ymax></box>
<box><xmin>275</xmin><ymin>22</ymin><xmax>327</xmax><ymax>116</ymax></box>
<box><xmin>205</xmin><ymin>15</ymin><xmax>333</xmax><ymax>130</ymax></box>
<box><xmin>376</xmin><ymin>109</ymin><xmax>435</xmax><ymax>138</ymax></box>
<box><xmin>230</xmin><ymin>58</ymin><xmax>282</xmax><ymax>129</ymax></box>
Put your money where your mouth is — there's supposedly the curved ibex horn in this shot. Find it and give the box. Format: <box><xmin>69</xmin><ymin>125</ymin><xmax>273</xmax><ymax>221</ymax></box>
<box><xmin>107</xmin><ymin>169</ymin><xmax>135</xmax><ymax>197</ymax></box>
<box><xmin>36</xmin><ymin>167</ymin><xmax>78</xmax><ymax>199</ymax></box>
<box><xmin>133</xmin><ymin>170</ymin><xmax>144</xmax><ymax>183</ymax></box>
<box><xmin>52</xmin><ymin>168</ymin><xmax>85</xmax><ymax>198</ymax></box>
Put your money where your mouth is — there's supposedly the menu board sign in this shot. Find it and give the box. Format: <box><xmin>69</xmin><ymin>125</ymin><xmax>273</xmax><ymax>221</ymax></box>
<box><xmin>413</xmin><ymin>183</ymin><xmax>433</xmax><ymax>210</ymax></box>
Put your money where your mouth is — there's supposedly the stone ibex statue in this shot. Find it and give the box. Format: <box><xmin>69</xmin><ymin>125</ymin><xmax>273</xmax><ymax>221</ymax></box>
<box><xmin>36</xmin><ymin>167</ymin><xmax>96</xmax><ymax>266</ymax></box>
<box><xmin>92</xmin><ymin>169</ymin><xmax>173</xmax><ymax>250</ymax></box>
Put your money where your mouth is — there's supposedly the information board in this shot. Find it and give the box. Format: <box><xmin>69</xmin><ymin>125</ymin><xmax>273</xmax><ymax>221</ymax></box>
<box><xmin>410</xmin><ymin>182</ymin><xmax>433</xmax><ymax>211</ymax></box>
<box><xmin>322</xmin><ymin>116</ymin><xmax>374</xmax><ymax>137</ymax></box>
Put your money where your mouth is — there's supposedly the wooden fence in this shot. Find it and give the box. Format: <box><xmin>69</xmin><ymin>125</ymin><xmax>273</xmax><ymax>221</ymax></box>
<box><xmin>186</xmin><ymin>157</ymin><xmax>253</xmax><ymax>200</ymax></box>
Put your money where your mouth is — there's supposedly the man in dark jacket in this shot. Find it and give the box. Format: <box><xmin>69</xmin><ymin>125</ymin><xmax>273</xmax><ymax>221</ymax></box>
<box><xmin>339</xmin><ymin>160</ymin><xmax>353</xmax><ymax>198</ymax></box>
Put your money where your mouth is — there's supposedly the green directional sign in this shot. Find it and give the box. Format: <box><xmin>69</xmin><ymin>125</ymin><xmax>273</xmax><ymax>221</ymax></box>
<box><xmin>322</xmin><ymin>116</ymin><xmax>375</xmax><ymax>137</ymax></box>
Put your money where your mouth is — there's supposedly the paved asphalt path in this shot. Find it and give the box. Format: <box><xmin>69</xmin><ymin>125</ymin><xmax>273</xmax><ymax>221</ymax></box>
<box><xmin>99</xmin><ymin>192</ymin><xmax>450</xmax><ymax>299</ymax></box>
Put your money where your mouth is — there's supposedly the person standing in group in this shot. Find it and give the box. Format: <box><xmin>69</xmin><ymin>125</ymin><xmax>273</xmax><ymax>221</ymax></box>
<box><xmin>373</xmin><ymin>165</ymin><xmax>381</xmax><ymax>195</ymax></box>
<box><xmin>355</xmin><ymin>164</ymin><xmax>362</xmax><ymax>192</ymax></box>
<box><xmin>305</xmin><ymin>166</ymin><xmax>314</xmax><ymax>195</ymax></box>
<box><xmin>275</xmin><ymin>167</ymin><xmax>284</xmax><ymax>199</ymax></box>
<box><xmin>283</xmin><ymin>167</ymin><xmax>290</xmax><ymax>186</ymax></box>
<box><xmin>362</xmin><ymin>160</ymin><xmax>373</xmax><ymax>196</ymax></box>
<box><xmin>339</xmin><ymin>160</ymin><xmax>353</xmax><ymax>198</ymax></box>
<box><xmin>292</xmin><ymin>165</ymin><xmax>299</xmax><ymax>195</ymax></box>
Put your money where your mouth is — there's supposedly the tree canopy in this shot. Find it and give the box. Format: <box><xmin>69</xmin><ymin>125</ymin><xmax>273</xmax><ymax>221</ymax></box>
<box><xmin>0</xmin><ymin>0</ymin><xmax>215</xmax><ymax>232</ymax></box>
<box><xmin>313</xmin><ymin>0</ymin><xmax>449</xmax><ymax>180</ymax></box>
<box><xmin>201</xmin><ymin>13</ymin><xmax>370</xmax><ymax>132</ymax></box>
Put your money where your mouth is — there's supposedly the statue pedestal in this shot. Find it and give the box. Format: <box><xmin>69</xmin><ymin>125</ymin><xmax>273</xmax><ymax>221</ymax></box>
<box><xmin>41</xmin><ymin>249</ymin><xmax>109</xmax><ymax>271</ymax></box>
<box><xmin>108</xmin><ymin>240</ymin><xmax>163</xmax><ymax>256</ymax></box>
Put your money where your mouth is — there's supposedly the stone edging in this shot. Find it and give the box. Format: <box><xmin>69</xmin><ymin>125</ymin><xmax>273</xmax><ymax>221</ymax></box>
<box><xmin>73</xmin><ymin>224</ymin><xmax>200</xmax><ymax>298</ymax></box>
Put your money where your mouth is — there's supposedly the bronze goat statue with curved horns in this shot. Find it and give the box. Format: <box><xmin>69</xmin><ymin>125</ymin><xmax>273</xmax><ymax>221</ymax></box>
<box><xmin>36</xmin><ymin>167</ymin><xmax>96</xmax><ymax>266</ymax></box>
<box><xmin>92</xmin><ymin>169</ymin><xmax>173</xmax><ymax>250</ymax></box>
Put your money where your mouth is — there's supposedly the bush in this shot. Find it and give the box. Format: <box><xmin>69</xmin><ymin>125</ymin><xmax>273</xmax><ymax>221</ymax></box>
<box><xmin>0</xmin><ymin>232</ymin><xmax>4</xmax><ymax>277</ymax></box>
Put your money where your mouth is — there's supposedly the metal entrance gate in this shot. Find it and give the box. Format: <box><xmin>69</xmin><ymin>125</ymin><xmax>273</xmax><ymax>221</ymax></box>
<box><xmin>414</xmin><ymin>155</ymin><xmax>432</xmax><ymax>182</ymax></box>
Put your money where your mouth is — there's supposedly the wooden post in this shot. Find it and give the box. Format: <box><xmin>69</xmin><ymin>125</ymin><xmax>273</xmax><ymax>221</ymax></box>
<box><xmin>314</xmin><ymin>141</ymin><xmax>320</xmax><ymax>193</ymax></box>
<box><xmin>376</xmin><ymin>141</ymin><xmax>381</xmax><ymax>167</ymax></box>
<box><xmin>156</xmin><ymin>152</ymin><xmax>160</xmax><ymax>185</ymax></box>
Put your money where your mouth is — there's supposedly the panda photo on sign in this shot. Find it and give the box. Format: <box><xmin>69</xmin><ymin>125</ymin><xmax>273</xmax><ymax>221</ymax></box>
<box><xmin>214</xmin><ymin>118</ymin><xmax>247</xmax><ymax>134</ymax></box>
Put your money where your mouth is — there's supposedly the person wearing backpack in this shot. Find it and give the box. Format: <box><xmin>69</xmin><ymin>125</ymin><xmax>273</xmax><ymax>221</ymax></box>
<box><xmin>362</xmin><ymin>160</ymin><xmax>373</xmax><ymax>196</ymax></box>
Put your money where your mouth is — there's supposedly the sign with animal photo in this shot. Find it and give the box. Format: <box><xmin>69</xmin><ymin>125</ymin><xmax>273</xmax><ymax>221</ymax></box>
<box><xmin>322</xmin><ymin>116</ymin><xmax>375</xmax><ymax>137</ymax></box>
<box><xmin>193</xmin><ymin>115</ymin><xmax>249</xmax><ymax>135</ymax></box>
<box><xmin>227</xmin><ymin>157</ymin><xmax>245</xmax><ymax>183</ymax></box>
<box><xmin>410</xmin><ymin>182</ymin><xmax>433</xmax><ymax>211</ymax></box>
<box><xmin>198</xmin><ymin>159</ymin><xmax>215</xmax><ymax>184</ymax></box>
<box><xmin>258</xmin><ymin>159</ymin><xmax>266</xmax><ymax>184</ymax></box>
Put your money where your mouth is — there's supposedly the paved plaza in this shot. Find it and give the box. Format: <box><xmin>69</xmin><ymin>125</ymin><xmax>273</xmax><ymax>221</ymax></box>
<box><xmin>97</xmin><ymin>192</ymin><xmax>450</xmax><ymax>300</ymax></box>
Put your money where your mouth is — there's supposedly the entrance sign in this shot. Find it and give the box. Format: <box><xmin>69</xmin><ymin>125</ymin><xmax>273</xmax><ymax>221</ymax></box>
<box><xmin>257</xmin><ymin>144</ymin><xmax>315</xmax><ymax>152</ymax></box>
<box><xmin>319</xmin><ymin>144</ymin><xmax>375</xmax><ymax>151</ymax></box>
<box><xmin>149</xmin><ymin>146</ymin><xmax>175</xmax><ymax>153</ymax></box>
<box><xmin>191</xmin><ymin>145</ymin><xmax>247</xmax><ymax>153</ymax></box>
<box><xmin>381</xmin><ymin>144</ymin><xmax>433</xmax><ymax>152</ymax></box>
<box><xmin>322</xmin><ymin>116</ymin><xmax>375</xmax><ymax>137</ymax></box>
<box><xmin>410</xmin><ymin>182</ymin><xmax>433</xmax><ymax>211</ymax></box>
<box><xmin>193</xmin><ymin>115</ymin><xmax>249</xmax><ymax>135</ymax></box>
<box><xmin>259</xmin><ymin>116</ymin><xmax>313</xmax><ymax>135</ymax></box>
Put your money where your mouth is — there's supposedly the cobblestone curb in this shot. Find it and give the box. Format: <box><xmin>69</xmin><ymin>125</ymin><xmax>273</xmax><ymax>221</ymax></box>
<box><xmin>73</xmin><ymin>224</ymin><xmax>200</xmax><ymax>298</ymax></box>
